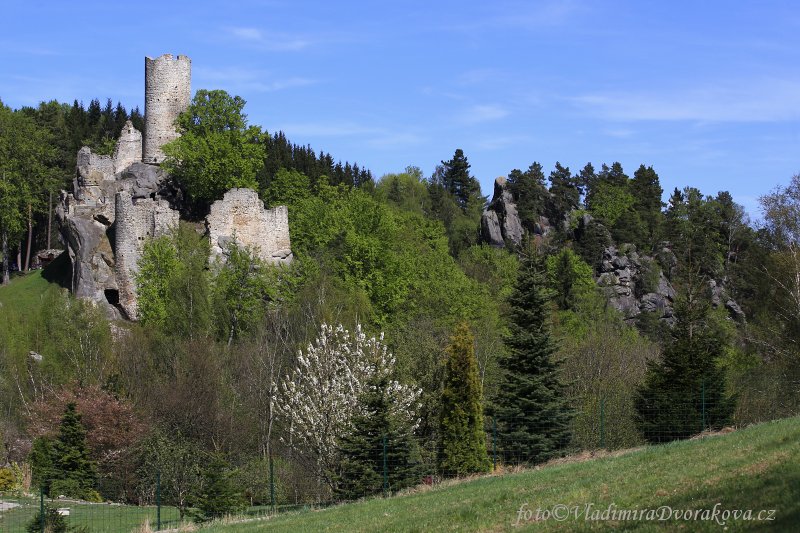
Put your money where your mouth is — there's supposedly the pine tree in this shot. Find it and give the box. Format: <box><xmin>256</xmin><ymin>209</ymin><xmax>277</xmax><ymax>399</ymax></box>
<box><xmin>630</xmin><ymin>165</ymin><xmax>664</xmax><ymax>250</ymax></box>
<box><xmin>507</xmin><ymin>162</ymin><xmax>549</xmax><ymax>231</ymax></box>
<box><xmin>547</xmin><ymin>162</ymin><xmax>581</xmax><ymax>224</ymax></box>
<box><xmin>494</xmin><ymin>246</ymin><xmax>572</xmax><ymax>465</ymax></box>
<box><xmin>438</xmin><ymin>323</ymin><xmax>490</xmax><ymax>476</ymax></box>
<box><xmin>194</xmin><ymin>455</ymin><xmax>244</xmax><ymax>522</ymax></box>
<box><xmin>441</xmin><ymin>149</ymin><xmax>482</xmax><ymax>212</ymax></box>
<box><xmin>336</xmin><ymin>371</ymin><xmax>421</xmax><ymax>500</ymax></box>
<box><xmin>635</xmin><ymin>289</ymin><xmax>735</xmax><ymax>443</ymax></box>
<box><xmin>48</xmin><ymin>403</ymin><xmax>97</xmax><ymax>498</ymax></box>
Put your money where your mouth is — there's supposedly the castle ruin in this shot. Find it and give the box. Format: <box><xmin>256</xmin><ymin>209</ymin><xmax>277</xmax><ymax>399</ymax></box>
<box><xmin>143</xmin><ymin>54</ymin><xmax>192</xmax><ymax>164</ymax></box>
<box><xmin>57</xmin><ymin>53</ymin><xmax>291</xmax><ymax>319</ymax></box>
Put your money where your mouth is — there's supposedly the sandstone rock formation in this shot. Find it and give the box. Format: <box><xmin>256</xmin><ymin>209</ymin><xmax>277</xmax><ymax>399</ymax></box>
<box><xmin>207</xmin><ymin>188</ymin><xmax>292</xmax><ymax>265</ymax></box>
<box><xmin>481</xmin><ymin>177</ymin><xmax>534</xmax><ymax>247</ymax></box>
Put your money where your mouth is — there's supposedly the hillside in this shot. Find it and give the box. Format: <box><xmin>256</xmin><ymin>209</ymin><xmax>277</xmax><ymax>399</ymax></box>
<box><xmin>210</xmin><ymin>417</ymin><xmax>800</xmax><ymax>532</ymax></box>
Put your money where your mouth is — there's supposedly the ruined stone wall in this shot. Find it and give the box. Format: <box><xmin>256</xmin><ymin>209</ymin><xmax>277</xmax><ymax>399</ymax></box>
<box><xmin>114</xmin><ymin>191</ymin><xmax>179</xmax><ymax>319</ymax></box>
<box><xmin>113</xmin><ymin>120</ymin><xmax>142</xmax><ymax>171</ymax></box>
<box><xmin>143</xmin><ymin>54</ymin><xmax>191</xmax><ymax>164</ymax></box>
<box><xmin>207</xmin><ymin>188</ymin><xmax>292</xmax><ymax>265</ymax></box>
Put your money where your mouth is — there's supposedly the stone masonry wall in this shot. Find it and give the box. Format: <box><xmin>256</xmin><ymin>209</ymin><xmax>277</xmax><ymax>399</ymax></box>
<box><xmin>143</xmin><ymin>54</ymin><xmax>191</xmax><ymax>164</ymax></box>
<box><xmin>114</xmin><ymin>191</ymin><xmax>179</xmax><ymax>319</ymax></box>
<box><xmin>207</xmin><ymin>188</ymin><xmax>292</xmax><ymax>265</ymax></box>
<box><xmin>113</xmin><ymin>120</ymin><xmax>142</xmax><ymax>171</ymax></box>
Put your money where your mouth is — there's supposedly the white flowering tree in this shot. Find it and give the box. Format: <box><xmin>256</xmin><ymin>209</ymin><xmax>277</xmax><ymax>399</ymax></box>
<box><xmin>277</xmin><ymin>323</ymin><xmax>420</xmax><ymax>491</ymax></box>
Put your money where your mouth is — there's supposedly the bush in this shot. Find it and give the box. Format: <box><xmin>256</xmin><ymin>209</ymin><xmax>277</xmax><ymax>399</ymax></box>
<box><xmin>0</xmin><ymin>467</ymin><xmax>15</xmax><ymax>491</ymax></box>
<box><xmin>26</xmin><ymin>506</ymin><xmax>67</xmax><ymax>533</ymax></box>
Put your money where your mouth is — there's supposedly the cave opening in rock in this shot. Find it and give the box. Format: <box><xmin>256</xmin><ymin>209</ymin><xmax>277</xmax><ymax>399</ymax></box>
<box><xmin>104</xmin><ymin>289</ymin><xmax>120</xmax><ymax>306</ymax></box>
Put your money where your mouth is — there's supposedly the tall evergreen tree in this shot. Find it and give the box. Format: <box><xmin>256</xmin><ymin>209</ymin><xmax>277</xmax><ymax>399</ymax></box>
<box><xmin>507</xmin><ymin>162</ymin><xmax>549</xmax><ymax>232</ymax></box>
<box><xmin>493</xmin><ymin>246</ymin><xmax>572</xmax><ymax>464</ymax></box>
<box><xmin>441</xmin><ymin>149</ymin><xmax>482</xmax><ymax>212</ymax></box>
<box><xmin>438</xmin><ymin>322</ymin><xmax>490</xmax><ymax>476</ymax></box>
<box><xmin>51</xmin><ymin>403</ymin><xmax>97</xmax><ymax>495</ymax></box>
<box><xmin>635</xmin><ymin>289</ymin><xmax>735</xmax><ymax>443</ymax></box>
<box><xmin>336</xmin><ymin>370</ymin><xmax>421</xmax><ymax>500</ymax></box>
<box><xmin>193</xmin><ymin>455</ymin><xmax>244</xmax><ymax>522</ymax></box>
<box><xmin>630</xmin><ymin>165</ymin><xmax>664</xmax><ymax>249</ymax></box>
<box><xmin>547</xmin><ymin>162</ymin><xmax>581</xmax><ymax>224</ymax></box>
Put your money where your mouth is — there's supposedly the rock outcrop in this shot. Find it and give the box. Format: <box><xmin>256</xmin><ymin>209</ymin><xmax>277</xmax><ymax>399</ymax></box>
<box><xmin>480</xmin><ymin>177</ymin><xmax>544</xmax><ymax>247</ymax></box>
<box><xmin>597</xmin><ymin>244</ymin><xmax>677</xmax><ymax>323</ymax></box>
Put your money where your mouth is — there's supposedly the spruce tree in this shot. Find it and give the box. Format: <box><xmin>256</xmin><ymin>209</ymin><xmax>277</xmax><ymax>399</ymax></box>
<box><xmin>635</xmin><ymin>291</ymin><xmax>734</xmax><ymax>443</ymax></box>
<box><xmin>438</xmin><ymin>323</ymin><xmax>490</xmax><ymax>476</ymax></box>
<box><xmin>194</xmin><ymin>455</ymin><xmax>244</xmax><ymax>522</ymax></box>
<box><xmin>547</xmin><ymin>162</ymin><xmax>581</xmax><ymax>224</ymax></box>
<box><xmin>630</xmin><ymin>165</ymin><xmax>664</xmax><ymax>249</ymax></box>
<box><xmin>336</xmin><ymin>371</ymin><xmax>421</xmax><ymax>500</ymax></box>
<box><xmin>494</xmin><ymin>246</ymin><xmax>572</xmax><ymax>465</ymax></box>
<box><xmin>441</xmin><ymin>149</ymin><xmax>482</xmax><ymax>213</ymax></box>
<box><xmin>51</xmin><ymin>403</ymin><xmax>97</xmax><ymax>496</ymax></box>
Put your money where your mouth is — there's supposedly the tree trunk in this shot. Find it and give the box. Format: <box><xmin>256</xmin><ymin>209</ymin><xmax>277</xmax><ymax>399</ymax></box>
<box><xmin>16</xmin><ymin>242</ymin><xmax>22</xmax><ymax>273</ymax></box>
<box><xmin>23</xmin><ymin>203</ymin><xmax>32</xmax><ymax>271</ymax></box>
<box><xmin>1</xmin><ymin>230</ymin><xmax>9</xmax><ymax>285</ymax></box>
<box><xmin>47</xmin><ymin>190</ymin><xmax>52</xmax><ymax>250</ymax></box>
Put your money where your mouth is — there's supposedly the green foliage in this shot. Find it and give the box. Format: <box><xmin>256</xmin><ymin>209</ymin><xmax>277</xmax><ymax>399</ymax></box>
<box><xmin>630</xmin><ymin>165</ymin><xmax>664</xmax><ymax>249</ymax></box>
<box><xmin>547</xmin><ymin>162</ymin><xmax>581</xmax><ymax>224</ymax></box>
<box><xmin>212</xmin><ymin>243</ymin><xmax>279</xmax><ymax>344</ymax></box>
<box><xmin>589</xmin><ymin>181</ymin><xmax>635</xmax><ymax>228</ymax></box>
<box><xmin>439</xmin><ymin>149</ymin><xmax>483</xmax><ymax>213</ymax></box>
<box><xmin>194</xmin><ymin>455</ymin><xmax>245</xmax><ymax>522</ymax></box>
<box><xmin>135</xmin><ymin>223</ymin><xmax>211</xmax><ymax>337</ymax></box>
<box><xmin>162</xmin><ymin>89</ymin><xmax>264</xmax><ymax>207</ymax></box>
<box><xmin>26</xmin><ymin>506</ymin><xmax>68</xmax><ymax>533</ymax></box>
<box><xmin>438</xmin><ymin>323</ymin><xmax>490</xmax><ymax>476</ymax></box>
<box><xmin>375</xmin><ymin>167</ymin><xmax>430</xmax><ymax>215</ymax></box>
<box><xmin>263</xmin><ymin>167</ymin><xmax>311</xmax><ymax>207</ymax></box>
<box><xmin>507</xmin><ymin>163</ymin><xmax>549</xmax><ymax>232</ymax></box>
<box><xmin>0</xmin><ymin>467</ymin><xmax>15</xmax><ymax>491</ymax></box>
<box><xmin>135</xmin><ymin>236</ymin><xmax>181</xmax><ymax>328</ymax></box>
<box><xmin>575</xmin><ymin>219</ymin><xmax>612</xmax><ymax>273</ymax></box>
<box><xmin>50</xmin><ymin>403</ymin><xmax>97</xmax><ymax>497</ymax></box>
<box><xmin>494</xmin><ymin>248</ymin><xmax>572</xmax><ymax>464</ymax></box>
<box><xmin>636</xmin><ymin>295</ymin><xmax>735</xmax><ymax>443</ymax></box>
<box><xmin>546</xmin><ymin>248</ymin><xmax>594</xmax><ymax>311</ymax></box>
<box><xmin>29</xmin><ymin>437</ymin><xmax>55</xmax><ymax>492</ymax></box>
<box><xmin>336</xmin><ymin>371</ymin><xmax>421</xmax><ymax>500</ymax></box>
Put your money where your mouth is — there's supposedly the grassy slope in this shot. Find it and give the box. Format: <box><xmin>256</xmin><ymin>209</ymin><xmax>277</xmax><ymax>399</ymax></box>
<box><xmin>0</xmin><ymin>252</ymin><xmax>69</xmax><ymax>317</ymax></box>
<box><xmin>214</xmin><ymin>417</ymin><xmax>800</xmax><ymax>532</ymax></box>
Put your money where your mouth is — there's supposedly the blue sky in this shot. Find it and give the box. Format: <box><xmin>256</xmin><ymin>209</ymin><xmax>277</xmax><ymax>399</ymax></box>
<box><xmin>2</xmin><ymin>0</ymin><xmax>799</xmax><ymax>217</ymax></box>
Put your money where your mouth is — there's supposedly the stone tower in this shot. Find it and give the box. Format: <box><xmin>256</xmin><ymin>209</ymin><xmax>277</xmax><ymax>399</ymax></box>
<box><xmin>143</xmin><ymin>54</ymin><xmax>191</xmax><ymax>164</ymax></box>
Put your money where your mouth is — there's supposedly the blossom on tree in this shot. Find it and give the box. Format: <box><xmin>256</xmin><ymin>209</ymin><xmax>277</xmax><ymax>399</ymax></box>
<box><xmin>276</xmin><ymin>323</ymin><xmax>419</xmax><ymax>489</ymax></box>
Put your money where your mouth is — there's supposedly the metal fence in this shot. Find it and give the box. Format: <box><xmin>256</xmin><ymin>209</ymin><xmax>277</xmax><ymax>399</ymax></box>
<box><xmin>0</xmin><ymin>385</ymin><xmax>782</xmax><ymax>533</ymax></box>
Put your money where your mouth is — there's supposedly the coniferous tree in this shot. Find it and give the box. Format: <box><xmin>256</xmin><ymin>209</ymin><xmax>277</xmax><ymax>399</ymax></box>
<box><xmin>51</xmin><ymin>403</ymin><xmax>97</xmax><ymax>496</ymax></box>
<box><xmin>493</xmin><ymin>246</ymin><xmax>572</xmax><ymax>464</ymax></box>
<box><xmin>547</xmin><ymin>162</ymin><xmax>581</xmax><ymax>224</ymax></box>
<box><xmin>635</xmin><ymin>288</ymin><xmax>735</xmax><ymax>443</ymax></box>
<box><xmin>441</xmin><ymin>149</ymin><xmax>482</xmax><ymax>213</ymax></box>
<box><xmin>438</xmin><ymin>323</ymin><xmax>490</xmax><ymax>476</ymax></box>
<box><xmin>336</xmin><ymin>370</ymin><xmax>421</xmax><ymax>500</ymax></box>
<box><xmin>29</xmin><ymin>437</ymin><xmax>56</xmax><ymax>493</ymax></box>
<box><xmin>194</xmin><ymin>455</ymin><xmax>244</xmax><ymax>522</ymax></box>
<box><xmin>507</xmin><ymin>162</ymin><xmax>549</xmax><ymax>231</ymax></box>
<box><xmin>630</xmin><ymin>165</ymin><xmax>664</xmax><ymax>249</ymax></box>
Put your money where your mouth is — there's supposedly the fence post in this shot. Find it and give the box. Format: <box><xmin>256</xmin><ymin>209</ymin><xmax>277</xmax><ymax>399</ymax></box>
<box><xmin>40</xmin><ymin>485</ymin><xmax>45</xmax><ymax>533</ymax></box>
<box><xmin>382</xmin><ymin>435</ymin><xmax>388</xmax><ymax>496</ymax></box>
<box><xmin>600</xmin><ymin>396</ymin><xmax>606</xmax><ymax>449</ymax></box>
<box><xmin>701</xmin><ymin>379</ymin><xmax>706</xmax><ymax>432</ymax></box>
<box><xmin>156</xmin><ymin>470</ymin><xmax>161</xmax><ymax>531</ymax></box>
<box><xmin>269</xmin><ymin>455</ymin><xmax>275</xmax><ymax>515</ymax></box>
<box><xmin>492</xmin><ymin>417</ymin><xmax>497</xmax><ymax>472</ymax></box>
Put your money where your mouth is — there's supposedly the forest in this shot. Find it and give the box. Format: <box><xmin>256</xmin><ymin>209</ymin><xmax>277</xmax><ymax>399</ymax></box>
<box><xmin>0</xmin><ymin>90</ymin><xmax>799</xmax><ymax>518</ymax></box>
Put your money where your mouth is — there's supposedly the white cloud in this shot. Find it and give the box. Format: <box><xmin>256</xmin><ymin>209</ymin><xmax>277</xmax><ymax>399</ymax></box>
<box><xmin>194</xmin><ymin>66</ymin><xmax>317</xmax><ymax>93</ymax></box>
<box><xmin>226</xmin><ymin>26</ymin><xmax>313</xmax><ymax>51</ymax></box>
<box><xmin>571</xmin><ymin>78</ymin><xmax>800</xmax><ymax>122</ymax></box>
<box><xmin>463</xmin><ymin>104</ymin><xmax>510</xmax><ymax>124</ymax></box>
